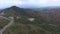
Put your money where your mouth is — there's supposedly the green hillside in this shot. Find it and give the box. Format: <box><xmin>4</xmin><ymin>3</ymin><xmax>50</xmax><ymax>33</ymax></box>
<box><xmin>0</xmin><ymin>17</ymin><xmax>9</xmax><ymax>29</ymax></box>
<box><xmin>1</xmin><ymin>6</ymin><xmax>60</xmax><ymax>34</ymax></box>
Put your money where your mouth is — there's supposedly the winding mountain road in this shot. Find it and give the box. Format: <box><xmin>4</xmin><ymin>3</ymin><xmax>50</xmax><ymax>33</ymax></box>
<box><xmin>0</xmin><ymin>16</ymin><xmax>14</xmax><ymax>34</ymax></box>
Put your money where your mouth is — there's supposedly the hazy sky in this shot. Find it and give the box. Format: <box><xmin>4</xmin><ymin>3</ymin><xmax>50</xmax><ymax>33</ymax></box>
<box><xmin>0</xmin><ymin>0</ymin><xmax>60</xmax><ymax>8</ymax></box>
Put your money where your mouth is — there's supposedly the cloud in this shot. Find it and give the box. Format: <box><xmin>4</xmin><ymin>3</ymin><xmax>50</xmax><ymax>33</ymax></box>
<box><xmin>20</xmin><ymin>0</ymin><xmax>60</xmax><ymax>6</ymax></box>
<box><xmin>0</xmin><ymin>0</ymin><xmax>60</xmax><ymax>6</ymax></box>
<box><xmin>0</xmin><ymin>0</ymin><xmax>24</xmax><ymax>5</ymax></box>
<box><xmin>0</xmin><ymin>0</ymin><xmax>60</xmax><ymax>8</ymax></box>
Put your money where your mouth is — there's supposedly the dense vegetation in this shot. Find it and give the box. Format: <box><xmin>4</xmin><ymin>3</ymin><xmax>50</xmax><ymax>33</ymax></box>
<box><xmin>0</xmin><ymin>6</ymin><xmax>60</xmax><ymax>34</ymax></box>
<box><xmin>3</xmin><ymin>18</ymin><xmax>60</xmax><ymax>34</ymax></box>
<box><xmin>0</xmin><ymin>18</ymin><xmax>9</xmax><ymax>29</ymax></box>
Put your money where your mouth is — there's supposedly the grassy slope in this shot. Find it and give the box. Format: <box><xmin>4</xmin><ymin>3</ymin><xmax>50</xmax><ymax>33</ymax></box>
<box><xmin>2</xmin><ymin>6</ymin><xmax>60</xmax><ymax>34</ymax></box>
<box><xmin>0</xmin><ymin>18</ymin><xmax>9</xmax><ymax>29</ymax></box>
<box><xmin>3</xmin><ymin>23</ymin><xmax>60</xmax><ymax>34</ymax></box>
<box><xmin>3</xmin><ymin>15</ymin><xmax>60</xmax><ymax>34</ymax></box>
<box><xmin>3</xmin><ymin>18</ymin><xmax>60</xmax><ymax>34</ymax></box>
<box><xmin>3</xmin><ymin>23</ymin><xmax>47</xmax><ymax>34</ymax></box>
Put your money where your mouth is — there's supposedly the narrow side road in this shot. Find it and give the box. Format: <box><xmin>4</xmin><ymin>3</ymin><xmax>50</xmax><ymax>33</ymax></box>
<box><xmin>0</xmin><ymin>16</ymin><xmax>14</xmax><ymax>34</ymax></box>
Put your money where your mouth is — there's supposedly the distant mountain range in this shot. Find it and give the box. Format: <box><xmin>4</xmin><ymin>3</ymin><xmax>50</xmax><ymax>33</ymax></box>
<box><xmin>1</xmin><ymin>6</ymin><xmax>60</xmax><ymax>21</ymax></box>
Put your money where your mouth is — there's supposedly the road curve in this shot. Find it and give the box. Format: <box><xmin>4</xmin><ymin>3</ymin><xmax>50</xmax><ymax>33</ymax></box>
<box><xmin>0</xmin><ymin>16</ymin><xmax>14</xmax><ymax>34</ymax></box>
